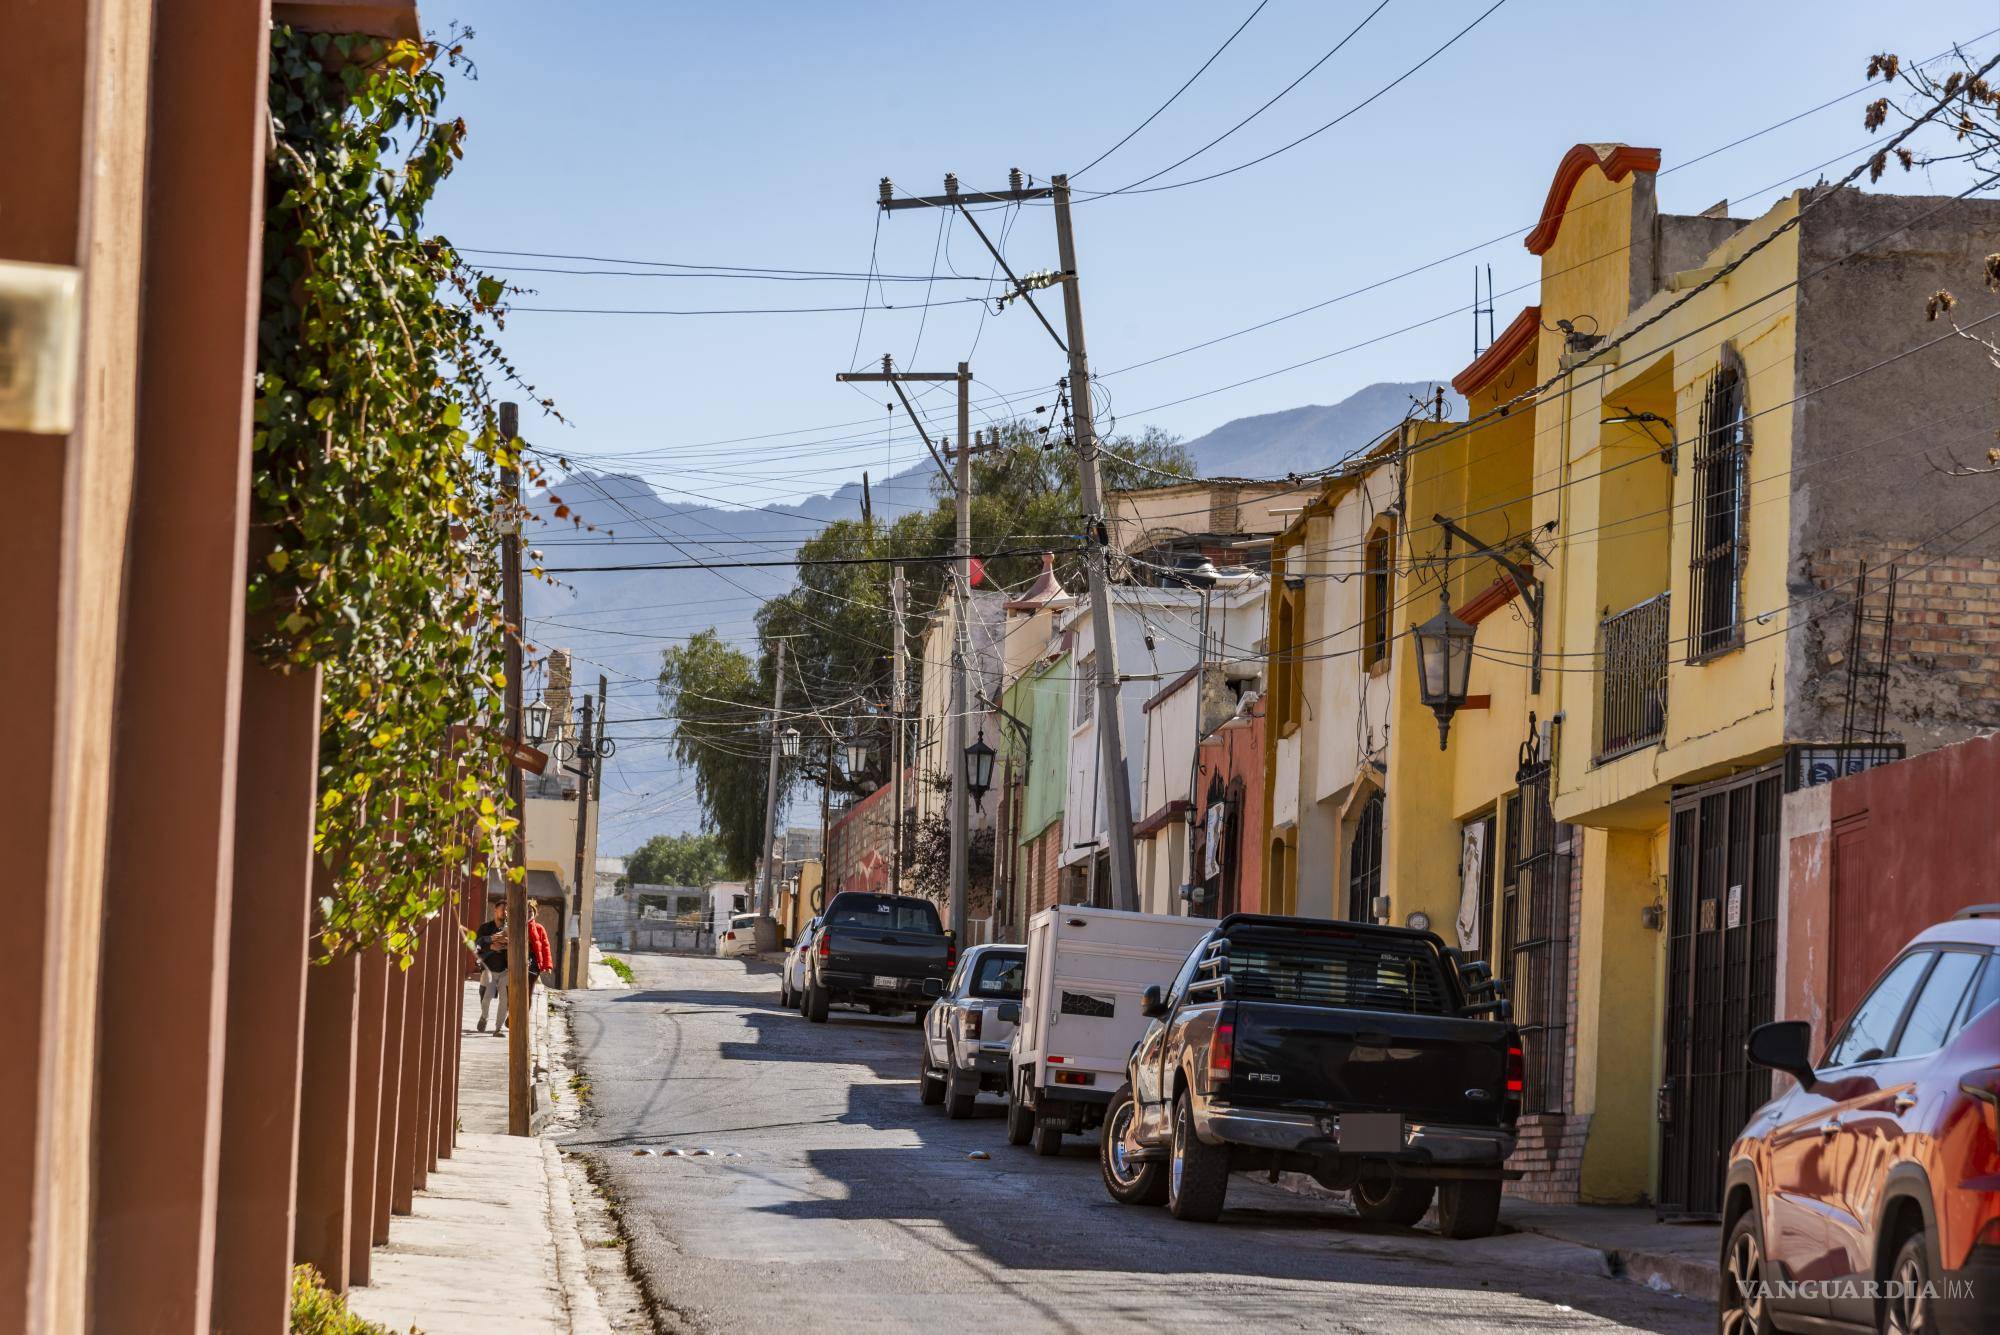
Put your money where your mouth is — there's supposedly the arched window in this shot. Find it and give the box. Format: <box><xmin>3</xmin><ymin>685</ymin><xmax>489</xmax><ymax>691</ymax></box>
<box><xmin>1346</xmin><ymin>790</ymin><xmax>1385</xmax><ymax>921</ymax></box>
<box><xmin>1690</xmin><ymin>353</ymin><xmax>1750</xmax><ymax>659</ymax></box>
<box><xmin>1363</xmin><ymin>522</ymin><xmax>1395</xmax><ymax>669</ymax></box>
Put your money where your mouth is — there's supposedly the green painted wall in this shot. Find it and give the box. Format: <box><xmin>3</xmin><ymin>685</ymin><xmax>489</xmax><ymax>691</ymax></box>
<box><xmin>1007</xmin><ymin>654</ymin><xmax>1070</xmax><ymax>843</ymax></box>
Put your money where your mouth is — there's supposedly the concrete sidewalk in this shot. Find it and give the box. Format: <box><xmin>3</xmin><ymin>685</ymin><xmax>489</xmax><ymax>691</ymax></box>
<box><xmin>347</xmin><ymin>982</ymin><xmax>611</xmax><ymax>1335</ymax></box>
<box><xmin>1502</xmin><ymin>1200</ymin><xmax>1720</xmax><ymax>1299</ymax></box>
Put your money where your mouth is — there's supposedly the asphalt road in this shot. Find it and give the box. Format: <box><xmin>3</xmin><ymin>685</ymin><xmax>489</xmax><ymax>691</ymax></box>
<box><xmin>565</xmin><ymin>953</ymin><xmax>1708</xmax><ymax>1335</ymax></box>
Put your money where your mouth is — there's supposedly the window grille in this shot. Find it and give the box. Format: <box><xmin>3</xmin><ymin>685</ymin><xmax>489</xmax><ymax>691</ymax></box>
<box><xmin>1346</xmin><ymin>790</ymin><xmax>1384</xmax><ymax>922</ymax></box>
<box><xmin>1689</xmin><ymin>362</ymin><xmax>1749</xmax><ymax>660</ymax></box>
<box><xmin>1363</xmin><ymin>526</ymin><xmax>1393</xmax><ymax>668</ymax></box>
<box><xmin>1505</xmin><ymin>768</ymin><xmax>1572</xmax><ymax>1115</ymax></box>
<box><xmin>1073</xmin><ymin>652</ymin><xmax>1095</xmax><ymax>727</ymax></box>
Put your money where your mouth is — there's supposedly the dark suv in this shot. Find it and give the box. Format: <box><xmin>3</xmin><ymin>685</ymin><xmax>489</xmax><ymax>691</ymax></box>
<box><xmin>1722</xmin><ymin>907</ymin><xmax>2000</xmax><ymax>1334</ymax></box>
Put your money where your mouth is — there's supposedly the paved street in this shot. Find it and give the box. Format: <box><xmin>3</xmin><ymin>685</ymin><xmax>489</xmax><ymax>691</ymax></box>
<box><xmin>565</xmin><ymin>953</ymin><xmax>1708</xmax><ymax>1335</ymax></box>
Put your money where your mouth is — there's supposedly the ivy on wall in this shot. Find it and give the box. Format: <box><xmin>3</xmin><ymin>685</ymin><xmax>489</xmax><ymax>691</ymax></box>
<box><xmin>255</xmin><ymin>26</ymin><xmax>533</xmax><ymax>957</ymax></box>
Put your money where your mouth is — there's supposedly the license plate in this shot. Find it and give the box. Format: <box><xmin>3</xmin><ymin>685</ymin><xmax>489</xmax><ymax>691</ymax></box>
<box><xmin>873</xmin><ymin>975</ymin><xmax>900</xmax><ymax>990</ymax></box>
<box><xmin>1341</xmin><ymin>1113</ymin><xmax>1406</xmax><ymax>1154</ymax></box>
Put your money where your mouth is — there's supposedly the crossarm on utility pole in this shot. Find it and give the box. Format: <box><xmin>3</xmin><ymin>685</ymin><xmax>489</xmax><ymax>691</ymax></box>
<box><xmin>835</xmin><ymin>355</ymin><xmax>957</xmax><ymax>488</ymax></box>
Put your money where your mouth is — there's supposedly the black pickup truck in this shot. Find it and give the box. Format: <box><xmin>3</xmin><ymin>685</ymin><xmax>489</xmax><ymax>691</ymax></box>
<box><xmin>1100</xmin><ymin>913</ymin><xmax>1520</xmax><ymax>1233</ymax></box>
<box><xmin>803</xmin><ymin>892</ymin><xmax>955</xmax><ymax>1025</ymax></box>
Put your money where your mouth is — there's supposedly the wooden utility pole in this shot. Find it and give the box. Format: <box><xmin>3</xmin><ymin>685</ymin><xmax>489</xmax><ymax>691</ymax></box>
<box><xmin>755</xmin><ymin>639</ymin><xmax>787</xmax><ymax>918</ymax></box>
<box><xmin>891</xmin><ymin>566</ymin><xmax>908</xmax><ymax>893</ymax></box>
<box><xmin>567</xmin><ymin>691</ymin><xmax>594</xmax><ymax>987</ymax></box>
<box><xmin>1050</xmin><ymin>175</ymin><xmax>1139</xmax><ymax>911</ymax></box>
<box><xmin>498</xmin><ymin>402</ymin><xmax>531</xmax><ymax>1135</ymax></box>
<box><xmin>878</xmin><ymin>170</ymin><xmax>1138</xmax><ymax>912</ymax></box>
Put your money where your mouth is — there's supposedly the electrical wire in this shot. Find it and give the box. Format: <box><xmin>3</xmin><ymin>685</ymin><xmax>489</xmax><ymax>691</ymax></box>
<box><xmin>1072</xmin><ymin>0</ymin><xmax>1275</xmax><ymax>180</ymax></box>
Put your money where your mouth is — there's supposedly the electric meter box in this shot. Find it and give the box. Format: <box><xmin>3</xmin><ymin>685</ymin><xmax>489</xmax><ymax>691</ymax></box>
<box><xmin>0</xmin><ymin>260</ymin><xmax>83</xmax><ymax>435</ymax></box>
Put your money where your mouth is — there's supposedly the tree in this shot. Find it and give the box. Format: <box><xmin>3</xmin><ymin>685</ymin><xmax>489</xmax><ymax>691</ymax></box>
<box><xmin>656</xmin><ymin>629</ymin><xmax>795</xmax><ymax>873</ymax></box>
<box><xmin>622</xmin><ymin>831</ymin><xmax>731</xmax><ymax>888</ymax></box>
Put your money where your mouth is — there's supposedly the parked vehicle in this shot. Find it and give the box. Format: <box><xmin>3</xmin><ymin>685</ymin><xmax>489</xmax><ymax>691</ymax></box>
<box><xmin>803</xmin><ymin>891</ymin><xmax>954</xmax><ymax>1025</ymax></box>
<box><xmin>779</xmin><ymin>916</ymin><xmax>821</xmax><ymax>1009</ymax></box>
<box><xmin>919</xmin><ymin>944</ymin><xmax>1026</xmax><ymax>1118</ymax></box>
<box><xmin>1722</xmin><ymin>906</ymin><xmax>2000</xmax><ymax>1335</ymax></box>
<box><xmin>717</xmin><ymin>912</ymin><xmax>763</xmax><ymax>959</ymax></box>
<box><xmin>1006</xmin><ymin>906</ymin><xmax>1213</xmax><ymax>1156</ymax></box>
<box><xmin>1099</xmin><ymin>912</ymin><xmax>1520</xmax><ymax>1231</ymax></box>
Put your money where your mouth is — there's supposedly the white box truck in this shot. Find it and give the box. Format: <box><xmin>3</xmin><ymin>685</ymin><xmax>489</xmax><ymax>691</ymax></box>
<box><xmin>1000</xmin><ymin>906</ymin><xmax>1213</xmax><ymax>1155</ymax></box>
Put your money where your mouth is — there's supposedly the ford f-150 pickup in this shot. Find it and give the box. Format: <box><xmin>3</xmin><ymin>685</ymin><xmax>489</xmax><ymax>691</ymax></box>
<box><xmin>1101</xmin><ymin>912</ymin><xmax>1520</xmax><ymax>1232</ymax></box>
<box><xmin>803</xmin><ymin>892</ymin><xmax>954</xmax><ymax>1025</ymax></box>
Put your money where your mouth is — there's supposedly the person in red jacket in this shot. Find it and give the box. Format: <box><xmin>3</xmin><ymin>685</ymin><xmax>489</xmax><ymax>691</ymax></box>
<box><xmin>523</xmin><ymin>908</ymin><xmax>554</xmax><ymax>989</ymax></box>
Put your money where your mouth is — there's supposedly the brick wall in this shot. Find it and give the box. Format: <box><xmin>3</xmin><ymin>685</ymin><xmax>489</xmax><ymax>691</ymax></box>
<box><xmin>1023</xmin><ymin>825</ymin><xmax>1064</xmax><ymax>921</ymax></box>
<box><xmin>1805</xmin><ymin>547</ymin><xmax>2000</xmax><ymax>740</ymax></box>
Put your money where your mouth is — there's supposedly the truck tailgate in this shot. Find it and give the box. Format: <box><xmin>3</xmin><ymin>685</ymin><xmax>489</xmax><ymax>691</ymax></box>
<box><xmin>824</xmin><ymin>928</ymin><xmax>948</xmax><ymax>982</ymax></box>
<box><xmin>1226</xmin><ymin>1002</ymin><xmax>1513</xmax><ymax>1127</ymax></box>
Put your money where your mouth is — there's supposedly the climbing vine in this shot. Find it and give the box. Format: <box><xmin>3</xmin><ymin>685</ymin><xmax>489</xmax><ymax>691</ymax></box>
<box><xmin>255</xmin><ymin>25</ymin><xmax>536</xmax><ymax>957</ymax></box>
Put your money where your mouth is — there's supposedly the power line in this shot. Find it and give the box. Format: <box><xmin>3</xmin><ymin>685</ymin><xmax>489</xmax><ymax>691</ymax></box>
<box><xmin>1073</xmin><ymin>0</ymin><xmax>1275</xmax><ymax>180</ymax></box>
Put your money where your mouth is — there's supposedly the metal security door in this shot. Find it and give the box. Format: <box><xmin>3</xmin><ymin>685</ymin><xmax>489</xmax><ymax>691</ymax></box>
<box><xmin>1658</xmin><ymin>764</ymin><xmax>1781</xmax><ymax>1218</ymax></box>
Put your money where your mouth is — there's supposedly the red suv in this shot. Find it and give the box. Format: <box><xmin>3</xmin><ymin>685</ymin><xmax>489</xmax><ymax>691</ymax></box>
<box><xmin>1721</xmin><ymin>907</ymin><xmax>2000</xmax><ymax>1334</ymax></box>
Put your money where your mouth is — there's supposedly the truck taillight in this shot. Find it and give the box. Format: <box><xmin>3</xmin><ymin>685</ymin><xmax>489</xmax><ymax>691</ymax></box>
<box><xmin>725</xmin><ymin>931</ymin><xmax>735</xmax><ymax>941</ymax></box>
<box><xmin>1504</xmin><ymin>1043</ymin><xmax>1525</xmax><ymax>1119</ymax></box>
<box><xmin>946</xmin><ymin>941</ymin><xmax>958</xmax><ymax>970</ymax></box>
<box><xmin>964</xmin><ymin>1008</ymin><xmax>983</xmax><ymax>1040</ymax></box>
<box><xmin>816</xmin><ymin>933</ymin><xmax>829</xmax><ymax>959</ymax></box>
<box><xmin>1206</xmin><ymin>1020</ymin><xmax>1234</xmax><ymax>1087</ymax></box>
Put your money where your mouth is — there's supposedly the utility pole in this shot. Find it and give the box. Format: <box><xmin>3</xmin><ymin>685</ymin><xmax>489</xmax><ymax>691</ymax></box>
<box><xmin>834</xmin><ymin>356</ymin><xmax>977</xmax><ymax>934</ymax></box>
<box><xmin>498</xmin><ymin>402</ymin><xmax>531</xmax><ymax>1136</ymax></box>
<box><xmin>818</xmin><ymin>733</ymin><xmax>833</xmax><ymax>907</ymax></box>
<box><xmin>1050</xmin><ymin>175</ymin><xmax>1139</xmax><ymax>911</ymax></box>
<box><xmin>567</xmin><ymin>691</ymin><xmax>594</xmax><ymax>988</ymax></box>
<box><xmin>890</xmin><ymin>566</ymin><xmax>907</xmax><ymax>893</ymax></box>
<box><xmin>875</xmin><ymin>170</ymin><xmax>1138</xmax><ymax>911</ymax></box>
<box><xmin>755</xmin><ymin>639</ymin><xmax>787</xmax><ymax>918</ymax></box>
<box><xmin>1182</xmin><ymin>586</ymin><xmax>1213</xmax><ymax>915</ymax></box>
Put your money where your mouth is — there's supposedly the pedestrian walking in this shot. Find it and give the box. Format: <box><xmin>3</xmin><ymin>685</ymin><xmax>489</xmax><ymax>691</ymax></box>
<box><xmin>475</xmin><ymin>900</ymin><xmax>511</xmax><ymax>1034</ymax></box>
<box><xmin>523</xmin><ymin>906</ymin><xmax>554</xmax><ymax>990</ymax></box>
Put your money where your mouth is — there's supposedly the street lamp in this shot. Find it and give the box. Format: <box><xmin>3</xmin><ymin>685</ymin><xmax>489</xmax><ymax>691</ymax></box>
<box><xmin>780</xmin><ymin>724</ymin><xmax>801</xmax><ymax>759</ymax></box>
<box><xmin>963</xmin><ymin>728</ymin><xmax>997</xmax><ymax>809</ymax></box>
<box><xmin>1412</xmin><ymin>588</ymin><xmax>1475</xmax><ymax>750</ymax></box>
<box><xmin>842</xmin><ymin>728</ymin><xmax>869</xmax><ymax>776</ymax></box>
<box><xmin>523</xmin><ymin>696</ymin><xmax>551</xmax><ymax>746</ymax></box>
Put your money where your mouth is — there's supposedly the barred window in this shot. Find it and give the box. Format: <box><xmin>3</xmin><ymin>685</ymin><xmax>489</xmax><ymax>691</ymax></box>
<box><xmin>1504</xmin><ymin>768</ymin><xmax>1572</xmax><ymax>1115</ymax></box>
<box><xmin>1346</xmin><ymin>790</ymin><xmax>1384</xmax><ymax>922</ymax></box>
<box><xmin>1363</xmin><ymin>523</ymin><xmax>1394</xmax><ymax>669</ymax></box>
<box><xmin>1689</xmin><ymin>361</ymin><xmax>1750</xmax><ymax>660</ymax></box>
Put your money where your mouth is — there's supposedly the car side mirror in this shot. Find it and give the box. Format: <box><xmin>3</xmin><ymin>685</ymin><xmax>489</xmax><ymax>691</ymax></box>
<box><xmin>1747</xmin><ymin>1020</ymin><xmax>1816</xmax><ymax>1090</ymax></box>
<box><xmin>922</xmin><ymin>977</ymin><xmax>944</xmax><ymax>998</ymax></box>
<box><xmin>997</xmin><ymin>1001</ymin><xmax>1020</xmax><ymax>1024</ymax></box>
<box><xmin>1140</xmin><ymin>984</ymin><xmax>1167</xmax><ymax>1019</ymax></box>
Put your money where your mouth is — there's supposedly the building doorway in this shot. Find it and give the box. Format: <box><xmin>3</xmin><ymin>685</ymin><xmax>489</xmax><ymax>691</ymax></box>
<box><xmin>1658</xmin><ymin>763</ymin><xmax>1781</xmax><ymax>1218</ymax></box>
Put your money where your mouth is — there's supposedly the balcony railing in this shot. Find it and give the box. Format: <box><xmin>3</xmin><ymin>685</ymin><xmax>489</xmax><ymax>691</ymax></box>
<box><xmin>1598</xmin><ymin>592</ymin><xmax>1669</xmax><ymax>762</ymax></box>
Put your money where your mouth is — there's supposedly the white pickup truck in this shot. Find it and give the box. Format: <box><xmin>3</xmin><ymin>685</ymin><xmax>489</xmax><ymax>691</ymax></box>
<box><xmin>1002</xmin><ymin>906</ymin><xmax>1214</xmax><ymax>1155</ymax></box>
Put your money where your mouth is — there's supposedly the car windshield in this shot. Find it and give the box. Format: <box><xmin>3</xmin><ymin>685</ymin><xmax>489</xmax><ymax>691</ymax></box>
<box><xmin>823</xmin><ymin>894</ymin><xmax>941</xmax><ymax>934</ymax></box>
<box><xmin>1221</xmin><ymin>929</ymin><xmax>1454</xmax><ymax>1015</ymax></box>
<box><xmin>968</xmin><ymin>952</ymin><xmax>1025</xmax><ymax>999</ymax></box>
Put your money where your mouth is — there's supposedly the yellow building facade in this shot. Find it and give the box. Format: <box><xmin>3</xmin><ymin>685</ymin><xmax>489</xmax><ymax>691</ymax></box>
<box><xmin>1261</xmin><ymin>142</ymin><xmax>2000</xmax><ymax>1208</ymax></box>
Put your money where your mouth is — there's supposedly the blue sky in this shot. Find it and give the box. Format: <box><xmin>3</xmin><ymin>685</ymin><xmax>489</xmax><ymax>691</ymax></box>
<box><xmin>433</xmin><ymin>0</ymin><xmax>1999</xmax><ymax>512</ymax></box>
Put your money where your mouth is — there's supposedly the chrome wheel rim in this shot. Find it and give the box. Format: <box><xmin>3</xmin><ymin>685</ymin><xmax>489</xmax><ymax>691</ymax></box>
<box><xmin>1106</xmin><ymin>1101</ymin><xmax>1138</xmax><ymax>1184</ymax></box>
<box><xmin>1721</xmin><ymin>1227</ymin><xmax>1764</xmax><ymax>1335</ymax></box>
<box><xmin>1886</xmin><ymin>1249</ymin><xmax>1925</xmax><ymax>1334</ymax></box>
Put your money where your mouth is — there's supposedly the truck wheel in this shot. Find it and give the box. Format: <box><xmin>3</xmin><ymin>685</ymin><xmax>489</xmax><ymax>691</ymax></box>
<box><xmin>1351</xmin><ymin>1177</ymin><xmax>1434</xmax><ymax>1227</ymax></box>
<box><xmin>1031</xmin><ymin>1119</ymin><xmax>1064</xmax><ymax>1157</ymax></box>
<box><xmin>1005</xmin><ymin>1076</ymin><xmax>1034</xmax><ymax>1146</ymax></box>
<box><xmin>1166</xmin><ymin>1091</ymin><xmax>1229</xmax><ymax>1221</ymax></box>
<box><xmin>918</xmin><ymin>1046</ymin><xmax>946</xmax><ymax>1106</ymax></box>
<box><xmin>1099</xmin><ymin>1084</ymin><xmax>1167</xmax><ymax>1206</ymax></box>
<box><xmin>1435</xmin><ymin>1179</ymin><xmax>1503</xmax><ymax>1239</ymax></box>
<box><xmin>944</xmin><ymin>1063</ymin><xmax>977</xmax><ymax>1120</ymax></box>
<box><xmin>804</xmin><ymin>981</ymin><xmax>829</xmax><ymax>1024</ymax></box>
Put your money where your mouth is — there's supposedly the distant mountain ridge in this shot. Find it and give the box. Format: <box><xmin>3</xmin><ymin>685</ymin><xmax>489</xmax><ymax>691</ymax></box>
<box><xmin>1182</xmin><ymin>381</ymin><xmax>1462</xmax><ymax>479</ymax></box>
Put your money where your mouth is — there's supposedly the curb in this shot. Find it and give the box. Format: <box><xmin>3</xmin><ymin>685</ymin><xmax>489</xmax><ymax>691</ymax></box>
<box><xmin>542</xmin><ymin>1138</ymin><xmax>614</xmax><ymax>1335</ymax></box>
<box><xmin>1273</xmin><ymin>1173</ymin><xmax>1717</xmax><ymax>1300</ymax></box>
